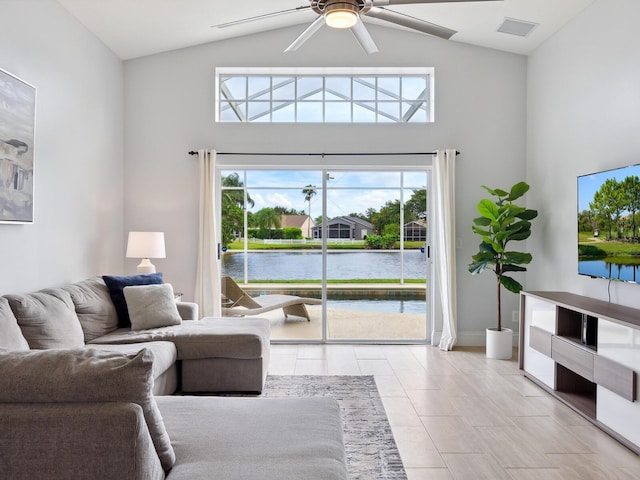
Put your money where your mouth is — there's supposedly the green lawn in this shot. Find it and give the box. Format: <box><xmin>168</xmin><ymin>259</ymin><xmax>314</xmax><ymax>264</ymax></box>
<box><xmin>225</xmin><ymin>241</ymin><xmax>425</xmax><ymax>250</ymax></box>
<box><xmin>579</xmin><ymin>235</ymin><xmax>640</xmax><ymax>263</ymax></box>
<box><xmin>578</xmin><ymin>231</ymin><xmax>598</xmax><ymax>243</ymax></box>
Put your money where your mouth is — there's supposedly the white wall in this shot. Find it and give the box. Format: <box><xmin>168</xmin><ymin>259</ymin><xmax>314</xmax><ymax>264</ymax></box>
<box><xmin>124</xmin><ymin>24</ymin><xmax>527</xmax><ymax>343</ymax></box>
<box><xmin>0</xmin><ymin>0</ymin><xmax>124</xmax><ymax>293</ymax></box>
<box><xmin>527</xmin><ymin>0</ymin><xmax>640</xmax><ymax>308</ymax></box>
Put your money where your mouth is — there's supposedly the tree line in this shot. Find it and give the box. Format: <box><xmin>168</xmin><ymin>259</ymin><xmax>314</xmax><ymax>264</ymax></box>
<box><xmin>221</xmin><ymin>172</ymin><xmax>427</xmax><ymax>246</ymax></box>
<box><xmin>579</xmin><ymin>175</ymin><xmax>640</xmax><ymax>241</ymax></box>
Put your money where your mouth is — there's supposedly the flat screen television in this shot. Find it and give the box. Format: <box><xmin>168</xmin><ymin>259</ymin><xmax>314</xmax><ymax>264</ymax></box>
<box><xmin>578</xmin><ymin>163</ymin><xmax>640</xmax><ymax>283</ymax></box>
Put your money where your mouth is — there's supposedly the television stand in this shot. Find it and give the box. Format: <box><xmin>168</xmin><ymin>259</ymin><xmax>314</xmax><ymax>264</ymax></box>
<box><xmin>519</xmin><ymin>291</ymin><xmax>639</xmax><ymax>454</ymax></box>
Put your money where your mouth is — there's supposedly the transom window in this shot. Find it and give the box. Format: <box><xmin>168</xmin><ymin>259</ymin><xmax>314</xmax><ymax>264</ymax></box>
<box><xmin>215</xmin><ymin>67</ymin><xmax>434</xmax><ymax>124</ymax></box>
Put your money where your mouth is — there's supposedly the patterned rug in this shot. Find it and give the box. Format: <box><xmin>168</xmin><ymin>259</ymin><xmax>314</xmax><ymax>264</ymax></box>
<box><xmin>261</xmin><ymin>375</ymin><xmax>407</xmax><ymax>480</ymax></box>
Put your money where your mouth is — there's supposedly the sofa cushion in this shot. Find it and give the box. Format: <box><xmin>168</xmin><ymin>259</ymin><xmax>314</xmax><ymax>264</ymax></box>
<box><xmin>5</xmin><ymin>289</ymin><xmax>85</xmax><ymax>349</ymax></box>
<box><xmin>156</xmin><ymin>395</ymin><xmax>348</xmax><ymax>480</ymax></box>
<box><xmin>85</xmin><ymin>341</ymin><xmax>178</xmax><ymax>383</ymax></box>
<box><xmin>0</xmin><ymin>348</ymin><xmax>175</xmax><ymax>472</ymax></box>
<box><xmin>63</xmin><ymin>277</ymin><xmax>120</xmax><ymax>342</ymax></box>
<box><xmin>124</xmin><ymin>283</ymin><xmax>182</xmax><ymax>330</ymax></box>
<box><xmin>0</xmin><ymin>297</ymin><xmax>29</xmax><ymax>351</ymax></box>
<box><xmin>102</xmin><ymin>273</ymin><xmax>163</xmax><ymax>328</ymax></box>
<box><xmin>88</xmin><ymin>317</ymin><xmax>270</xmax><ymax>361</ymax></box>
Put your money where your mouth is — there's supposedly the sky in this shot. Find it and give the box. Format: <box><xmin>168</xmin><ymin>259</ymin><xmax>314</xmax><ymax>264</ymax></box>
<box><xmin>578</xmin><ymin>164</ymin><xmax>640</xmax><ymax>212</ymax></box>
<box><xmin>222</xmin><ymin>170</ymin><xmax>428</xmax><ymax>219</ymax></box>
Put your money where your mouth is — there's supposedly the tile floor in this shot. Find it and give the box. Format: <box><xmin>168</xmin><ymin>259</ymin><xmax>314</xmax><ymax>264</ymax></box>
<box><xmin>268</xmin><ymin>344</ymin><xmax>640</xmax><ymax>480</ymax></box>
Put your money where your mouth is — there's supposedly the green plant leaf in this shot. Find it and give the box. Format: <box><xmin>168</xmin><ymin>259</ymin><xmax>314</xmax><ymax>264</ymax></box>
<box><xmin>501</xmin><ymin>264</ymin><xmax>527</xmax><ymax>273</ymax></box>
<box><xmin>471</xmin><ymin>225</ymin><xmax>490</xmax><ymax>235</ymax></box>
<box><xmin>507</xmin><ymin>205</ymin><xmax>526</xmax><ymax>218</ymax></box>
<box><xmin>506</xmin><ymin>182</ymin><xmax>530</xmax><ymax>201</ymax></box>
<box><xmin>507</xmin><ymin>220</ymin><xmax>531</xmax><ymax>232</ymax></box>
<box><xmin>507</xmin><ymin>229</ymin><xmax>532</xmax><ymax>241</ymax></box>
<box><xmin>503</xmin><ymin>251</ymin><xmax>532</xmax><ymax>265</ymax></box>
<box><xmin>482</xmin><ymin>185</ymin><xmax>509</xmax><ymax>197</ymax></box>
<box><xmin>516</xmin><ymin>209</ymin><xmax>538</xmax><ymax>220</ymax></box>
<box><xmin>473</xmin><ymin>216</ymin><xmax>492</xmax><ymax>226</ymax></box>
<box><xmin>469</xmin><ymin>259</ymin><xmax>493</xmax><ymax>274</ymax></box>
<box><xmin>477</xmin><ymin>199</ymin><xmax>499</xmax><ymax>220</ymax></box>
<box><xmin>495</xmin><ymin>230</ymin><xmax>510</xmax><ymax>245</ymax></box>
<box><xmin>472</xmin><ymin>251</ymin><xmax>496</xmax><ymax>262</ymax></box>
<box><xmin>478</xmin><ymin>241</ymin><xmax>497</xmax><ymax>254</ymax></box>
<box><xmin>488</xmin><ymin>239</ymin><xmax>503</xmax><ymax>253</ymax></box>
<box><xmin>504</xmin><ymin>220</ymin><xmax>531</xmax><ymax>241</ymax></box>
<box><xmin>496</xmin><ymin>215</ymin><xmax>513</xmax><ymax>229</ymax></box>
<box><xmin>500</xmin><ymin>275</ymin><xmax>523</xmax><ymax>293</ymax></box>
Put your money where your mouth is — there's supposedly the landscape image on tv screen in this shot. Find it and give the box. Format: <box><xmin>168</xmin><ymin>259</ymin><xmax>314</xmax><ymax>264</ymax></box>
<box><xmin>578</xmin><ymin>163</ymin><xmax>640</xmax><ymax>283</ymax></box>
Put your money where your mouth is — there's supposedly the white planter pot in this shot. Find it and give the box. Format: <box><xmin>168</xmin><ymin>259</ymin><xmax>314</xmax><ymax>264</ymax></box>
<box><xmin>485</xmin><ymin>327</ymin><xmax>513</xmax><ymax>359</ymax></box>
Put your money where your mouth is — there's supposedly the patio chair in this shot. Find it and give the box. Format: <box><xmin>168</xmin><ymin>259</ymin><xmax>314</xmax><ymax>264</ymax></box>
<box><xmin>221</xmin><ymin>276</ymin><xmax>321</xmax><ymax>321</ymax></box>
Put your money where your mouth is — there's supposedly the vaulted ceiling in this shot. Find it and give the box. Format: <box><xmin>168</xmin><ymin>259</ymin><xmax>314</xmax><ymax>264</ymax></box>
<box><xmin>57</xmin><ymin>0</ymin><xmax>594</xmax><ymax>60</ymax></box>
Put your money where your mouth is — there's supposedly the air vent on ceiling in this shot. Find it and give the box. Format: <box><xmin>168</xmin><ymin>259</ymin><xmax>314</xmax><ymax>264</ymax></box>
<box><xmin>497</xmin><ymin>18</ymin><xmax>538</xmax><ymax>38</ymax></box>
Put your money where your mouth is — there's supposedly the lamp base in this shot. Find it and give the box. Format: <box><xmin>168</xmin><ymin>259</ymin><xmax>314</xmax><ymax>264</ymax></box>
<box><xmin>136</xmin><ymin>258</ymin><xmax>156</xmax><ymax>274</ymax></box>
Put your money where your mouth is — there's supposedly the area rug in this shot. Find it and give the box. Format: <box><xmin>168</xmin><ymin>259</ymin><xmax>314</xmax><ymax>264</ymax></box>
<box><xmin>261</xmin><ymin>375</ymin><xmax>407</xmax><ymax>480</ymax></box>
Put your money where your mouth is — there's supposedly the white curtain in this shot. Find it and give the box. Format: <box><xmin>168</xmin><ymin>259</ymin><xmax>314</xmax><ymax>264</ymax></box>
<box><xmin>433</xmin><ymin>149</ymin><xmax>457</xmax><ymax>351</ymax></box>
<box><xmin>194</xmin><ymin>149</ymin><xmax>221</xmax><ymax>318</ymax></box>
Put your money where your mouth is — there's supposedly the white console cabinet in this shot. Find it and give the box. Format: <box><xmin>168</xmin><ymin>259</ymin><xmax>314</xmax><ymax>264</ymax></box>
<box><xmin>519</xmin><ymin>291</ymin><xmax>640</xmax><ymax>454</ymax></box>
<box><xmin>521</xmin><ymin>295</ymin><xmax>556</xmax><ymax>388</ymax></box>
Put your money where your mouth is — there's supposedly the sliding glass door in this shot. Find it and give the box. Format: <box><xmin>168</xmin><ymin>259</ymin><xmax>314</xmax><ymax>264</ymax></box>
<box><xmin>219</xmin><ymin>166</ymin><xmax>430</xmax><ymax>343</ymax></box>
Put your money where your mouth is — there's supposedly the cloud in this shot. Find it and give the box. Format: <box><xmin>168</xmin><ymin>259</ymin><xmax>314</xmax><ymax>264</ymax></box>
<box><xmin>232</xmin><ymin>169</ymin><xmax>425</xmax><ymax>218</ymax></box>
<box><xmin>266</xmin><ymin>192</ymin><xmax>294</xmax><ymax>208</ymax></box>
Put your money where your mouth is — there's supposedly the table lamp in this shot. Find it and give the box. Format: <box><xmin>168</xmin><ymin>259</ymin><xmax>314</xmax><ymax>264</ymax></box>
<box><xmin>126</xmin><ymin>231</ymin><xmax>166</xmax><ymax>274</ymax></box>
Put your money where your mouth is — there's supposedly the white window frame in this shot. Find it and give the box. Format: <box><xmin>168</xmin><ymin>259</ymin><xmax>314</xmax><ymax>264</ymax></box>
<box><xmin>215</xmin><ymin>67</ymin><xmax>434</xmax><ymax>124</ymax></box>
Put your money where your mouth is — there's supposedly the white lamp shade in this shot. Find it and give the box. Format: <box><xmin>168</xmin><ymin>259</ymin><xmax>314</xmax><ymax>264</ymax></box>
<box><xmin>126</xmin><ymin>232</ymin><xmax>166</xmax><ymax>259</ymax></box>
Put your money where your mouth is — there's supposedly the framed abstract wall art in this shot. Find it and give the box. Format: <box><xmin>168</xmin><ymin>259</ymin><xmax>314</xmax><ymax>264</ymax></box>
<box><xmin>0</xmin><ymin>68</ymin><xmax>36</xmax><ymax>224</ymax></box>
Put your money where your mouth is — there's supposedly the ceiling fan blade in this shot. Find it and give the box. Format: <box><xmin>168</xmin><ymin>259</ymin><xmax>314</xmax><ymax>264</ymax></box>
<box><xmin>212</xmin><ymin>6</ymin><xmax>311</xmax><ymax>29</ymax></box>
<box><xmin>372</xmin><ymin>0</ymin><xmax>501</xmax><ymax>5</ymax></box>
<box><xmin>366</xmin><ymin>7</ymin><xmax>457</xmax><ymax>39</ymax></box>
<box><xmin>284</xmin><ymin>16</ymin><xmax>325</xmax><ymax>52</ymax></box>
<box><xmin>350</xmin><ymin>17</ymin><xmax>379</xmax><ymax>54</ymax></box>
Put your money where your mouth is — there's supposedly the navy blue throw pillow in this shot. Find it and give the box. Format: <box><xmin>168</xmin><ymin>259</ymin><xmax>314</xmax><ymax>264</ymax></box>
<box><xmin>102</xmin><ymin>273</ymin><xmax>164</xmax><ymax>327</ymax></box>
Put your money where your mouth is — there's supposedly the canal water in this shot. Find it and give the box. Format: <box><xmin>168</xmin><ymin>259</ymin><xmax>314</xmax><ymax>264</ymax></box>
<box><xmin>327</xmin><ymin>299</ymin><xmax>426</xmax><ymax>314</ymax></box>
<box><xmin>221</xmin><ymin>250</ymin><xmax>428</xmax><ymax>280</ymax></box>
<box><xmin>578</xmin><ymin>260</ymin><xmax>640</xmax><ymax>283</ymax></box>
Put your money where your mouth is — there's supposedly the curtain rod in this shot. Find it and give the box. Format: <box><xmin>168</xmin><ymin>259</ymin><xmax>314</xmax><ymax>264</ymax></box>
<box><xmin>188</xmin><ymin>151</ymin><xmax>459</xmax><ymax>156</ymax></box>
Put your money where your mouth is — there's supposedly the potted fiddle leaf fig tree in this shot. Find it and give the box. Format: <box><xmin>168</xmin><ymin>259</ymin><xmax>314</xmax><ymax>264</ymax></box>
<box><xmin>468</xmin><ymin>181</ymin><xmax>538</xmax><ymax>359</ymax></box>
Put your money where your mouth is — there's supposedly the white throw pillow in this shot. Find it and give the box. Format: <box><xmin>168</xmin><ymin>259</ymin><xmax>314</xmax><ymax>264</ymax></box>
<box><xmin>123</xmin><ymin>283</ymin><xmax>182</xmax><ymax>330</ymax></box>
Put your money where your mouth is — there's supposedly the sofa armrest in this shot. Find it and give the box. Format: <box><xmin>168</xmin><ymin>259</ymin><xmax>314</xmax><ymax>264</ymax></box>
<box><xmin>177</xmin><ymin>301</ymin><xmax>198</xmax><ymax>320</ymax></box>
<box><xmin>0</xmin><ymin>402</ymin><xmax>164</xmax><ymax>480</ymax></box>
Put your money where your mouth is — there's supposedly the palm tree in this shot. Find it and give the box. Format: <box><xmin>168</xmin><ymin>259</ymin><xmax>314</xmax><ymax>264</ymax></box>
<box><xmin>302</xmin><ymin>184</ymin><xmax>317</xmax><ymax>238</ymax></box>
<box><xmin>221</xmin><ymin>172</ymin><xmax>254</xmax><ymax>246</ymax></box>
<box><xmin>222</xmin><ymin>172</ymin><xmax>254</xmax><ymax>207</ymax></box>
<box><xmin>254</xmin><ymin>207</ymin><xmax>281</xmax><ymax>239</ymax></box>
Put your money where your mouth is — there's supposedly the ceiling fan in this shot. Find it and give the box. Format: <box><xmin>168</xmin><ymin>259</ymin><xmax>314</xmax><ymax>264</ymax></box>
<box><xmin>212</xmin><ymin>0</ymin><xmax>501</xmax><ymax>55</ymax></box>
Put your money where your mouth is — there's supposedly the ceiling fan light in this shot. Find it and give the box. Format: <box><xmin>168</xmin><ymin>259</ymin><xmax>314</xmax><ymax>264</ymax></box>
<box><xmin>325</xmin><ymin>3</ymin><xmax>358</xmax><ymax>29</ymax></box>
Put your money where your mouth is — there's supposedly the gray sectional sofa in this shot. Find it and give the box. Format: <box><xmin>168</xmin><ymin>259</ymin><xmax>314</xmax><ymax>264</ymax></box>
<box><xmin>0</xmin><ymin>276</ymin><xmax>348</xmax><ymax>480</ymax></box>
<box><xmin>2</xmin><ymin>275</ymin><xmax>270</xmax><ymax>394</ymax></box>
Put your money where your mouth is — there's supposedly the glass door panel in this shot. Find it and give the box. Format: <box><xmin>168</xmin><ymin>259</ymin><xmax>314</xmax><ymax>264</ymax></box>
<box><xmin>325</xmin><ymin>171</ymin><xmax>428</xmax><ymax>341</ymax></box>
<box><xmin>220</xmin><ymin>170</ymin><xmax>323</xmax><ymax>341</ymax></box>
<box><xmin>401</xmin><ymin>172</ymin><xmax>429</xmax><ymax>340</ymax></box>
